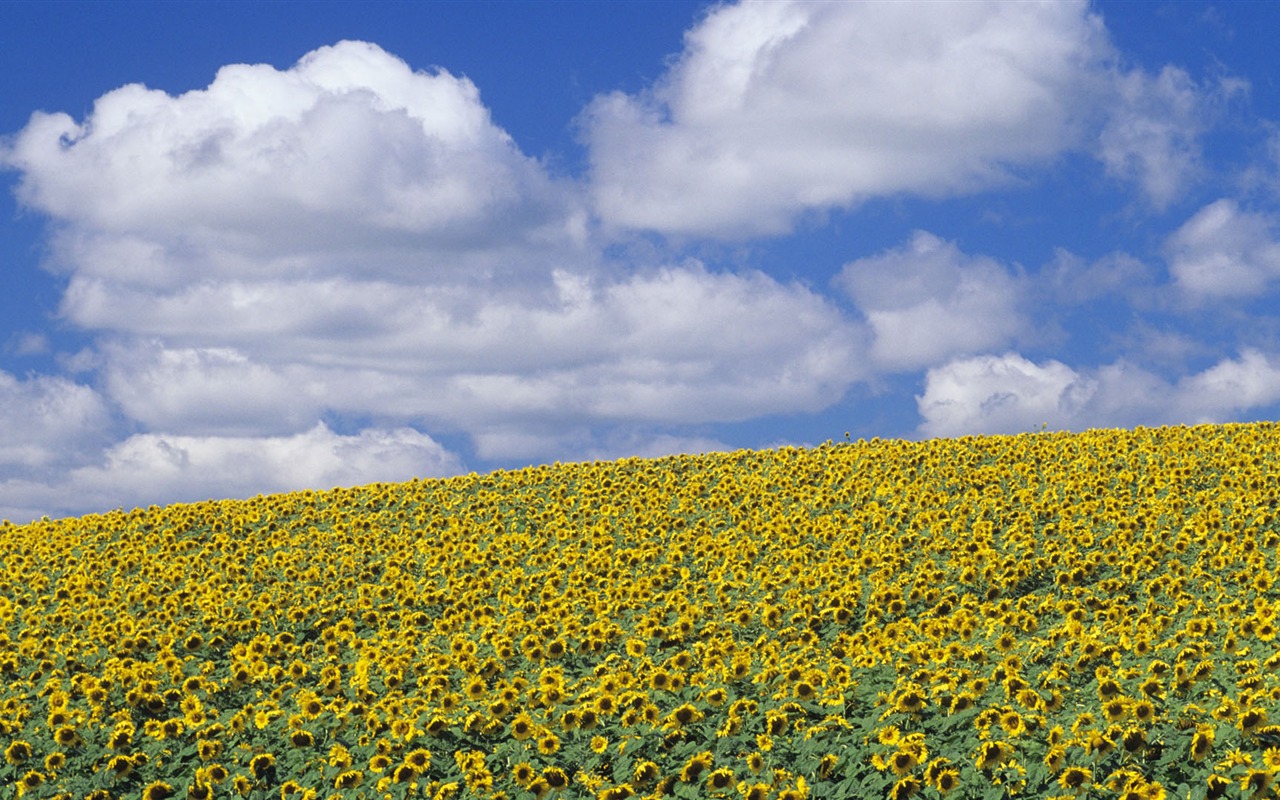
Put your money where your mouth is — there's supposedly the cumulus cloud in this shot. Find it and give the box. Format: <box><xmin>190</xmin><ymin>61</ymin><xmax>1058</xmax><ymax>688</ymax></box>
<box><xmin>0</xmin><ymin>423</ymin><xmax>462</xmax><ymax>523</ymax></box>
<box><xmin>835</xmin><ymin>231</ymin><xmax>1026</xmax><ymax>371</ymax></box>
<box><xmin>1098</xmin><ymin>66</ymin><xmax>1243</xmax><ymax>209</ymax></box>
<box><xmin>1176</xmin><ymin>349</ymin><xmax>1280</xmax><ymax>419</ymax></box>
<box><xmin>0</xmin><ymin>37</ymin><xmax>870</xmax><ymax>511</ymax></box>
<box><xmin>917</xmin><ymin>349</ymin><xmax>1280</xmax><ymax>437</ymax></box>
<box><xmin>916</xmin><ymin>353</ymin><xmax>1098</xmax><ymax>437</ymax></box>
<box><xmin>89</xmin><ymin>265</ymin><xmax>864</xmax><ymax>440</ymax></box>
<box><xmin>0</xmin><ymin>371</ymin><xmax>115</xmax><ymax>472</ymax></box>
<box><xmin>584</xmin><ymin>0</ymin><xmax>1112</xmax><ymax>237</ymax></box>
<box><xmin>2</xmin><ymin>40</ymin><xmax>587</xmax><ymax>289</ymax></box>
<box><xmin>1165</xmin><ymin>199</ymin><xmax>1280</xmax><ymax>299</ymax></box>
<box><xmin>1043</xmin><ymin>248</ymin><xmax>1156</xmax><ymax>306</ymax></box>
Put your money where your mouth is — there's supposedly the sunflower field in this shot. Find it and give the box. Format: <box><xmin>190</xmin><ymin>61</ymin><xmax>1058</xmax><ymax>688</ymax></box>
<box><xmin>3</xmin><ymin>422</ymin><xmax>1280</xmax><ymax>800</ymax></box>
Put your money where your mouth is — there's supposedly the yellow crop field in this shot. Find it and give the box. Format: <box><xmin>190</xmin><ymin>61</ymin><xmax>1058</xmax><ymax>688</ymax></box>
<box><xmin>2</xmin><ymin>422</ymin><xmax>1280</xmax><ymax>800</ymax></box>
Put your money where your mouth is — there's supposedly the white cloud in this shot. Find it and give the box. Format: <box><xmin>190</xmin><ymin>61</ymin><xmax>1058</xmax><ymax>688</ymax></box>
<box><xmin>917</xmin><ymin>349</ymin><xmax>1280</xmax><ymax>437</ymax></box>
<box><xmin>1166</xmin><ymin>199</ymin><xmax>1280</xmax><ymax>298</ymax></box>
<box><xmin>2</xmin><ymin>40</ymin><xmax>587</xmax><ymax>289</ymax></box>
<box><xmin>916</xmin><ymin>352</ymin><xmax>1097</xmax><ymax>437</ymax></box>
<box><xmin>584</xmin><ymin>0</ymin><xmax>1112</xmax><ymax>237</ymax></box>
<box><xmin>5</xmin><ymin>332</ymin><xmax>51</xmax><ymax>356</ymax></box>
<box><xmin>835</xmin><ymin>231</ymin><xmax>1026</xmax><ymax>370</ymax></box>
<box><xmin>88</xmin><ymin>265</ymin><xmax>865</xmax><ymax>437</ymax></box>
<box><xmin>0</xmin><ymin>423</ymin><xmax>462</xmax><ymax>523</ymax></box>
<box><xmin>1044</xmin><ymin>248</ymin><xmax>1155</xmax><ymax>305</ymax></box>
<box><xmin>100</xmin><ymin>341</ymin><xmax>324</xmax><ymax>436</ymax></box>
<box><xmin>0</xmin><ymin>38</ymin><xmax>872</xmax><ymax>515</ymax></box>
<box><xmin>1175</xmin><ymin>349</ymin><xmax>1280</xmax><ymax>419</ymax></box>
<box><xmin>0</xmin><ymin>371</ymin><xmax>115</xmax><ymax>472</ymax></box>
<box><xmin>1098</xmin><ymin>66</ymin><xmax>1243</xmax><ymax>209</ymax></box>
<box><xmin>472</xmin><ymin>426</ymin><xmax>733</xmax><ymax>464</ymax></box>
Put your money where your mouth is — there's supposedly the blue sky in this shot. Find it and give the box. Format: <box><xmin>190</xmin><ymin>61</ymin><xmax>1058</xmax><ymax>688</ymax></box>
<box><xmin>3</xmin><ymin>0</ymin><xmax>1280</xmax><ymax>522</ymax></box>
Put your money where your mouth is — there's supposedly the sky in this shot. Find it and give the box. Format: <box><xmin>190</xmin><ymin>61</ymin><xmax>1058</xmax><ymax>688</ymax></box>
<box><xmin>2</xmin><ymin>0</ymin><xmax>1280</xmax><ymax>522</ymax></box>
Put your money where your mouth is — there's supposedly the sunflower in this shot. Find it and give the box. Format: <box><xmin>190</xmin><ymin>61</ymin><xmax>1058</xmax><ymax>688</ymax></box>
<box><xmin>142</xmin><ymin>782</ymin><xmax>175</xmax><ymax>800</ymax></box>
<box><xmin>1121</xmin><ymin>728</ymin><xmax>1146</xmax><ymax>753</ymax></box>
<box><xmin>296</xmin><ymin>691</ymin><xmax>322</xmax><ymax>716</ymax></box>
<box><xmin>510</xmin><ymin>712</ymin><xmax>536</xmax><ymax>740</ymax></box>
<box><xmin>1190</xmin><ymin>727</ymin><xmax>1214</xmax><ymax>761</ymax></box>
<box><xmin>669</xmin><ymin>704</ymin><xmax>702</xmax><ymax>727</ymax></box>
<box><xmin>705</xmin><ymin>768</ymin><xmax>734</xmax><ymax>792</ymax></box>
<box><xmin>1240</xmin><ymin>769</ymin><xmax>1272</xmax><ymax>795</ymax></box>
<box><xmin>107</xmin><ymin>754</ymin><xmax>134</xmax><ymax>777</ymax></box>
<box><xmin>744</xmin><ymin>785</ymin><xmax>770</xmax><ymax>800</ymax></box>
<box><xmin>889</xmin><ymin>775</ymin><xmax>922</xmax><ymax>800</ymax></box>
<box><xmin>1263</xmin><ymin>747</ymin><xmax>1280</xmax><ymax>770</ymax></box>
<box><xmin>894</xmin><ymin>687</ymin><xmax>926</xmax><ymax>715</ymax></box>
<box><xmin>877</xmin><ymin>725</ymin><xmax>902</xmax><ymax>746</ymax></box>
<box><xmin>818</xmin><ymin>753</ymin><xmax>839</xmax><ymax>779</ymax></box>
<box><xmin>1239</xmin><ymin>708</ymin><xmax>1267</xmax><ymax>734</ymax></box>
<box><xmin>596</xmin><ymin>784</ymin><xmax>635</xmax><ymax>800</ymax></box>
<box><xmin>890</xmin><ymin>749</ymin><xmax>918</xmax><ymax>776</ymax></box>
<box><xmin>934</xmin><ymin>769</ymin><xmax>960</xmax><ymax>794</ymax></box>
<box><xmin>249</xmin><ymin>752</ymin><xmax>275</xmax><ymax>779</ymax></box>
<box><xmin>744</xmin><ymin>751</ymin><xmax>765</xmax><ymax>773</ymax></box>
<box><xmin>334</xmin><ymin>770</ymin><xmax>363</xmax><ymax>789</ymax></box>
<box><xmin>1044</xmin><ymin>745</ymin><xmax>1066</xmax><ymax>772</ymax></box>
<box><xmin>999</xmin><ymin>710</ymin><xmax>1026</xmax><ymax>737</ymax></box>
<box><xmin>633</xmin><ymin>760</ymin><xmax>659</xmax><ymax>784</ymax></box>
<box><xmin>405</xmin><ymin>748</ymin><xmax>432</xmax><ymax>769</ymax></box>
<box><xmin>203</xmin><ymin>764</ymin><xmax>230</xmax><ymax>784</ymax></box>
<box><xmin>975</xmin><ymin>741</ymin><xmax>1008</xmax><ymax>770</ymax></box>
<box><xmin>650</xmin><ymin>670</ymin><xmax>673</xmax><ymax>692</ymax></box>
<box><xmin>591</xmin><ymin>735</ymin><xmax>609</xmax><ymax>754</ymax></box>
<box><xmin>764</xmin><ymin>710</ymin><xmax>788</xmax><ymax>735</ymax></box>
<box><xmin>1206</xmin><ymin>775</ymin><xmax>1231</xmax><ymax>799</ymax></box>
<box><xmin>1059</xmin><ymin>767</ymin><xmax>1092</xmax><ymax>790</ymax></box>
<box><xmin>393</xmin><ymin>764</ymin><xmax>418</xmax><ymax>784</ymax></box>
<box><xmin>1102</xmin><ymin>698</ymin><xmax>1128</xmax><ymax>723</ymax></box>
<box><xmin>537</xmin><ymin>731</ymin><xmax>561</xmax><ymax>755</ymax></box>
<box><xmin>680</xmin><ymin>751</ymin><xmax>713</xmax><ymax>782</ymax></box>
<box><xmin>513</xmin><ymin>763</ymin><xmax>537</xmax><ymax>788</ymax></box>
<box><xmin>5</xmin><ymin>741</ymin><xmax>33</xmax><ymax>765</ymax></box>
<box><xmin>543</xmin><ymin>767</ymin><xmax>570</xmax><ymax>791</ymax></box>
<box><xmin>53</xmin><ymin>726</ymin><xmax>79</xmax><ymax>747</ymax></box>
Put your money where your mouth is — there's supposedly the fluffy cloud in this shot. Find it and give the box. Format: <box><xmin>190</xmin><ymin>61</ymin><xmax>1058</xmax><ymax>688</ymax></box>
<box><xmin>88</xmin><ymin>265</ymin><xmax>864</xmax><ymax>440</ymax></box>
<box><xmin>0</xmin><ymin>371</ymin><xmax>115</xmax><ymax>472</ymax></box>
<box><xmin>0</xmin><ymin>423</ymin><xmax>461</xmax><ymax>523</ymax></box>
<box><xmin>584</xmin><ymin>0</ymin><xmax>1112</xmax><ymax>237</ymax></box>
<box><xmin>0</xmin><ymin>38</ymin><xmax>868</xmax><ymax>498</ymax></box>
<box><xmin>1176</xmin><ymin>349</ymin><xmax>1280</xmax><ymax>419</ymax></box>
<box><xmin>1098</xmin><ymin>66</ymin><xmax>1243</xmax><ymax>209</ymax></box>
<box><xmin>1166</xmin><ymin>199</ymin><xmax>1280</xmax><ymax>299</ymax></box>
<box><xmin>3</xmin><ymin>40</ymin><xmax>587</xmax><ymax>289</ymax></box>
<box><xmin>1043</xmin><ymin>248</ymin><xmax>1155</xmax><ymax>306</ymax></box>
<box><xmin>917</xmin><ymin>349</ymin><xmax>1280</xmax><ymax>437</ymax></box>
<box><xmin>835</xmin><ymin>231</ymin><xmax>1026</xmax><ymax>371</ymax></box>
<box><xmin>916</xmin><ymin>353</ymin><xmax>1097</xmax><ymax>437</ymax></box>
